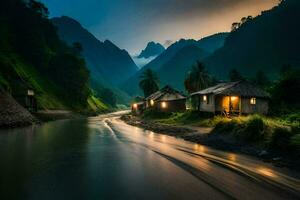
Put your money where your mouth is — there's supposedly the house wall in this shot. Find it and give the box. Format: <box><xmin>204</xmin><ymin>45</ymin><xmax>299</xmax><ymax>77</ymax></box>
<box><xmin>215</xmin><ymin>96</ymin><xmax>268</xmax><ymax>114</ymax></box>
<box><xmin>156</xmin><ymin>99</ymin><xmax>186</xmax><ymax>112</ymax></box>
<box><xmin>241</xmin><ymin>98</ymin><xmax>269</xmax><ymax>114</ymax></box>
<box><xmin>200</xmin><ymin>94</ymin><xmax>215</xmax><ymax>112</ymax></box>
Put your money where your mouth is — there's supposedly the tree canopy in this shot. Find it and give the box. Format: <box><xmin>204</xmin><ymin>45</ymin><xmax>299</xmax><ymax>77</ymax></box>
<box><xmin>139</xmin><ymin>69</ymin><xmax>159</xmax><ymax>97</ymax></box>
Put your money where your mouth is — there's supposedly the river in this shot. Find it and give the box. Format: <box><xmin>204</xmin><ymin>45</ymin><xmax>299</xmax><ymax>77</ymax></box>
<box><xmin>0</xmin><ymin>111</ymin><xmax>299</xmax><ymax>200</ymax></box>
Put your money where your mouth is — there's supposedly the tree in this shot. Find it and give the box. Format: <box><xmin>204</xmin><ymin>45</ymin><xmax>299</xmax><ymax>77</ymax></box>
<box><xmin>139</xmin><ymin>69</ymin><xmax>159</xmax><ymax>97</ymax></box>
<box><xmin>184</xmin><ymin>62</ymin><xmax>210</xmax><ymax>94</ymax></box>
<box><xmin>99</xmin><ymin>88</ymin><xmax>117</xmax><ymax>107</ymax></box>
<box><xmin>229</xmin><ymin>68</ymin><xmax>244</xmax><ymax>82</ymax></box>
<box><xmin>255</xmin><ymin>70</ymin><xmax>270</xmax><ymax>88</ymax></box>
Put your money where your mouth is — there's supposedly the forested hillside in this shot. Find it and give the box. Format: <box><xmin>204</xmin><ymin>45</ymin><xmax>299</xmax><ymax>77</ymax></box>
<box><xmin>204</xmin><ymin>0</ymin><xmax>300</xmax><ymax>78</ymax></box>
<box><xmin>0</xmin><ymin>0</ymin><xmax>107</xmax><ymax>112</ymax></box>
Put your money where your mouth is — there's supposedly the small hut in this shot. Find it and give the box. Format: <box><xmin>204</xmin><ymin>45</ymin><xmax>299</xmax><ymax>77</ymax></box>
<box><xmin>145</xmin><ymin>85</ymin><xmax>186</xmax><ymax>112</ymax></box>
<box><xmin>131</xmin><ymin>101</ymin><xmax>146</xmax><ymax>115</ymax></box>
<box><xmin>190</xmin><ymin>81</ymin><xmax>269</xmax><ymax>115</ymax></box>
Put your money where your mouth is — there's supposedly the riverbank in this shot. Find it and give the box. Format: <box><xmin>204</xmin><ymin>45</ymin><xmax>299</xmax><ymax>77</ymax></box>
<box><xmin>121</xmin><ymin>113</ymin><xmax>300</xmax><ymax>171</ymax></box>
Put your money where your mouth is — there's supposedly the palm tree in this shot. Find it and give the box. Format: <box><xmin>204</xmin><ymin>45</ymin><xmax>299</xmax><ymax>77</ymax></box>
<box><xmin>184</xmin><ymin>62</ymin><xmax>210</xmax><ymax>94</ymax></box>
<box><xmin>139</xmin><ymin>69</ymin><xmax>159</xmax><ymax>97</ymax></box>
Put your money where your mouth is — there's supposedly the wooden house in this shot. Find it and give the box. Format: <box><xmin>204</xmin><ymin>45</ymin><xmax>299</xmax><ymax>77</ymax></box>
<box><xmin>131</xmin><ymin>101</ymin><xmax>146</xmax><ymax>115</ymax></box>
<box><xmin>145</xmin><ymin>85</ymin><xmax>186</xmax><ymax>112</ymax></box>
<box><xmin>190</xmin><ymin>81</ymin><xmax>269</xmax><ymax>115</ymax></box>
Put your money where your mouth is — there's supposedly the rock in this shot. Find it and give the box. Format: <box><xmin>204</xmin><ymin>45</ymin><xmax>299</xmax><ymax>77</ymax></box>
<box><xmin>0</xmin><ymin>90</ymin><xmax>37</xmax><ymax>128</ymax></box>
<box><xmin>258</xmin><ymin>150</ymin><xmax>269</xmax><ymax>157</ymax></box>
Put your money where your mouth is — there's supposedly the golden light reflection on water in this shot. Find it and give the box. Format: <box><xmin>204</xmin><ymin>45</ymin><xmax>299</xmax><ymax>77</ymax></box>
<box><xmin>228</xmin><ymin>153</ymin><xmax>236</xmax><ymax>162</ymax></box>
<box><xmin>160</xmin><ymin>135</ymin><xmax>166</xmax><ymax>143</ymax></box>
<box><xmin>257</xmin><ymin>168</ymin><xmax>277</xmax><ymax>178</ymax></box>
<box><xmin>194</xmin><ymin>144</ymin><xmax>205</xmax><ymax>153</ymax></box>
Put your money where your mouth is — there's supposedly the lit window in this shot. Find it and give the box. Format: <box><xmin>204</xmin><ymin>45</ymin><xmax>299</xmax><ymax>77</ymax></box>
<box><xmin>203</xmin><ymin>95</ymin><xmax>207</xmax><ymax>102</ymax></box>
<box><xmin>150</xmin><ymin>100</ymin><xmax>154</xmax><ymax>106</ymax></box>
<box><xmin>250</xmin><ymin>98</ymin><xmax>256</xmax><ymax>105</ymax></box>
<box><xmin>161</xmin><ymin>102</ymin><xmax>167</xmax><ymax>109</ymax></box>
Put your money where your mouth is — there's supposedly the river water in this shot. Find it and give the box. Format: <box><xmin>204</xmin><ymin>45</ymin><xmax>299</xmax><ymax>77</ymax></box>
<box><xmin>0</xmin><ymin>111</ymin><xmax>299</xmax><ymax>200</ymax></box>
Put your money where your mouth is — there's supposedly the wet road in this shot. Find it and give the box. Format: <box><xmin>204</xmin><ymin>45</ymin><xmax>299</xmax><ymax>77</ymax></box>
<box><xmin>0</xmin><ymin>111</ymin><xmax>299</xmax><ymax>200</ymax></box>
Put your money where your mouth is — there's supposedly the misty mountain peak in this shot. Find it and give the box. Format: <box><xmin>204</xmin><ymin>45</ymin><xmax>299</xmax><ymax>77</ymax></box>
<box><xmin>138</xmin><ymin>42</ymin><xmax>165</xmax><ymax>59</ymax></box>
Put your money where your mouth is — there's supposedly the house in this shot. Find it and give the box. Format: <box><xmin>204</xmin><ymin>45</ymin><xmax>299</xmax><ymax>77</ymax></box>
<box><xmin>145</xmin><ymin>85</ymin><xmax>186</xmax><ymax>112</ymax></box>
<box><xmin>190</xmin><ymin>81</ymin><xmax>269</xmax><ymax>115</ymax></box>
<box><xmin>131</xmin><ymin>101</ymin><xmax>146</xmax><ymax>115</ymax></box>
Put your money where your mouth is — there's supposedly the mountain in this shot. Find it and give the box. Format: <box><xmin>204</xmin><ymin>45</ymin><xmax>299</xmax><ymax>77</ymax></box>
<box><xmin>138</xmin><ymin>42</ymin><xmax>165</xmax><ymax>58</ymax></box>
<box><xmin>156</xmin><ymin>45</ymin><xmax>209</xmax><ymax>90</ymax></box>
<box><xmin>51</xmin><ymin>16</ymin><xmax>138</xmax><ymax>85</ymax></box>
<box><xmin>204</xmin><ymin>0</ymin><xmax>300</xmax><ymax>79</ymax></box>
<box><xmin>122</xmin><ymin>33</ymin><xmax>228</xmax><ymax>95</ymax></box>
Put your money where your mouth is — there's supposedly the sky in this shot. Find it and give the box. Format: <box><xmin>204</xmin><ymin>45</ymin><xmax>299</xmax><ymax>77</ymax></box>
<box><xmin>41</xmin><ymin>0</ymin><xmax>278</xmax><ymax>54</ymax></box>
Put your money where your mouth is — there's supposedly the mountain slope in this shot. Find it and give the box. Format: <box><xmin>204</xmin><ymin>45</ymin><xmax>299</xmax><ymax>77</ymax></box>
<box><xmin>204</xmin><ymin>0</ymin><xmax>300</xmax><ymax>79</ymax></box>
<box><xmin>122</xmin><ymin>33</ymin><xmax>228</xmax><ymax>95</ymax></box>
<box><xmin>138</xmin><ymin>42</ymin><xmax>165</xmax><ymax>58</ymax></box>
<box><xmin>0</xmin><ymin>0</ymin><xmax>110</xmax><ymax>113</ymax></box>
<box><xmin>51</xmin><ymin>16</ymin><xmax>138</xmax><ymax>85</ymax></box>
<box><xmin>156</xmin><ymin>45</ymin><xmax>209</xmax><ymax>91</ymax></box>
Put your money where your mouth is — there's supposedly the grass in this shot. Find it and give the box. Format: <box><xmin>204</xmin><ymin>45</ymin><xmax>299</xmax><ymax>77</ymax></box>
<box><xmin>87</xmin><ymin>95</ymin><xmax>108</xmax><ymax>112</ymax></box>
<box><xmin>139</xmin><ymin>109</ymin><xmax>300</xmax><ymax>155</ymax></box>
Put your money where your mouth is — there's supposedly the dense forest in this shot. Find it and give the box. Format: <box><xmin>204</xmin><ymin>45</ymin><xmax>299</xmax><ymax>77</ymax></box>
<box><xmin>204</xmin><ymin>0</ymin><xmax>300</xmax><ymax>78</ymax></box>
<box><xmin>0</xmin><ymin>0</ymin><xmax>107</xmax><ymax>112</ymax></box>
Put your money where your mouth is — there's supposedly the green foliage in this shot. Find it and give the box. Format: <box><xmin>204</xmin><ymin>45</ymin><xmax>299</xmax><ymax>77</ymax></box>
<box><xmin>139</xmin><ymin>69</ymin><xmax>159</xmax><ymax>97</ymax></box>
<box><xmin>229</xmin><ymin>68</ymin><xmax>244</xmax><ymax>82</ymax></box>
<box><xmin>141</xmin><ymin>108</ymin><xmax>172</xmax><ymax>120</ymax></box>
<box><xmin>98</xmin><ymin>88</ymin><xmax>117</xmax><ymax>107</ymax></box>
<box><xmin>290</xmin><ymin>134</ymin><xmax>300</xmax><ymax>155</ymax></box>
<box><xmin>239</xmin><ymin>115</ymin><xmax>265</xmax><ymax>142</ymax></box>
<box><xmin>270</xmin><ymin>69</ymin><xmax>300</xmax><ymax>114</ymax></box>
<box><xmin>184</xmin><ymin>62</ymin><xmax>211</xmax><ymax>93</ymax></box>
<box><xmin>0</xmin><ymin>0</ymin><xmax>100</xmax><ymax>111</ymax></box>
<box><xmin>87</xmin><ymin>95</ymin><xmax>108</xmax><ymax>112</ymax></box>
<box><xmin>269</xmin><ymin>127</ymin><xmax>294</xmax><ymax>152</ymax></box>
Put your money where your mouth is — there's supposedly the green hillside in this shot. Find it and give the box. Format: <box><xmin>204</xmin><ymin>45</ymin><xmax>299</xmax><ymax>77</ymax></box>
<box><xmin>0</xmin><ymin>0</ymin><xmax>108</xmax><ymax>113</ymax></box>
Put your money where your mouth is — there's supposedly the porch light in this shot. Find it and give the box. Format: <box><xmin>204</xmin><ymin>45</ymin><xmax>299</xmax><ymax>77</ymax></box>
<box><xmin>161</xmin><ymin>102</ymin><xmax>167</xmax><ymax>109</ymax></box>
<box><xmin>133</xmin><ymin>103</ymin><xmax>138</xmax><ymax>109</ymax></box>
<box><xmin>150</xmin><ymin>100</ymin><xmax>154</xmax><ymax>106</ymax></box>
<box><xmin>250</xmin><ymin>97</ymin><xmax>256</xmax><ymax>105</ymax></box>
<box><xmin>203</xmin><ymin>95</ymin><xmax>207</xmax><ymax>102</ymax></box>
<box><xmin>230</xmin><ymin>96</ymin><xmax>238</xmax><ymax>101</ymax></box>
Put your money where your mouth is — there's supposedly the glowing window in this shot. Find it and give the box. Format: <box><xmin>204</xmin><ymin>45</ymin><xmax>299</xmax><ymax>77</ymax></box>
<box><xmin>150</xmin><ymin>100</ymin><xmax>154</xmax><ymax>106</ymax></box>
<box><xmin>161</xmin><ymin>102</ymin><xmax>167</xmax><ymax>109</ymax></box>
<box><xmin>203</xmin><ymin>95</ymin><xmax>207</xmax><ymax>102</ymax></box>
<box><xmin>250</xmin><ymin>98</ymin><xmax>256</xmax><ymax>105</ymax></box>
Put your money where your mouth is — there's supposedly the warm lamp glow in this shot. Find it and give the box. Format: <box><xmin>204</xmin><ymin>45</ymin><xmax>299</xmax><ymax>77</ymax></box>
<box><xmin>203</xmin><ymin>95</ymin><xmax>207</xmax><ymax>102</ymax></box>
<box><xmin>250</xmin><ymin>97</ymin><xmax>256</xmax><ymax>105</ymax></box>
<box><xmin>150</xmin><ymin>100</ymin><xmax>154</xmax><ymax>106</ymax></box>
<box><xmin>133</xmin><ymin>103</ymin><xmax>138</xmax><ymax>109</ymax></box>
<box><xmin>230</xmin><ymin>96</ymin><xmax>238</xmax><ymax>101</ymax></box>
<box><xmin>161</xmin><ymin>102</ymin><xmax>167</xmax><ymax>109</ymax></box>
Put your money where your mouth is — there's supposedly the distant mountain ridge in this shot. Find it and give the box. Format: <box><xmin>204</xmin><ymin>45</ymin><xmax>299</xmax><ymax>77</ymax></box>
<box><xmin>51</xmin><ymin>16</ymin><xmax>138</xmax><ymax>85</ymax></box>
<box><xmin>203</xmin><ymin>0</ymin><xmax>300</xmax><ymax>79</ymax></box>
<box><xmin>122</xmin><ymin>33</ymin><xmax>229</xmax><ymax>95</ymax></box>
<box><xmin>138</xmin><ymin>42</ymin><xmax>165</xmax><ymax>59</ymax></box>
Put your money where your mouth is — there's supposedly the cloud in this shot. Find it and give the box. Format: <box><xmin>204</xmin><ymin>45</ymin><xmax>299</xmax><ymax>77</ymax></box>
<box><xmin>132</xmin><ymin>56</ymin><xmax>157</xmax><ymax>69</ymax></box>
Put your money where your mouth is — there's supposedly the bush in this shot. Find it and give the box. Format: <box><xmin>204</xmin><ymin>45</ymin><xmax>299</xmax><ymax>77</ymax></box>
<box><xmin>269</xmin><ymin>127</ymin><xmax>294</xmax><ymax>152</ymax></box>
<box><xmin>142</xmin><ymin>108</ymin><xmax>172</xmax><ymax>120</ymax></box>
<box><xmin>290</xmin><ymin>134</ymin><xmax>300</xmax><ymax>155</ymax></box>
<box><xmin>241</xmin><ymin>115</ymin><xmax>265</xmax><ymax>142</ymax></box>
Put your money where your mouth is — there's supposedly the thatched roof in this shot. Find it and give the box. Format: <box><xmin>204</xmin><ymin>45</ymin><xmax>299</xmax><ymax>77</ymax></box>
<box><xmin>191</xmin><ymin>81</ymin><xmax>270</xmax><ymax>98</ymax></box>
<box><xmin>146</xmin><ymin>85</ymin><xmax>186</xmax><ymax>101</ymax></box>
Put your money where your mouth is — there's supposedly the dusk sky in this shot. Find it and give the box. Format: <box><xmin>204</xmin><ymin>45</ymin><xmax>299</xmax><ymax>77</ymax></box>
<box><xmin>41</xmin><ymin>0</ymin><xmax>278</xmax><ymax>54</ymax></box>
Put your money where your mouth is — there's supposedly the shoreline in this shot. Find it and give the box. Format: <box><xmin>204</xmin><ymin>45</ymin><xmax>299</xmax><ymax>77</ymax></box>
<box><xmin>121</xmin><ymin>114</ymin><xmax>300</xmax><ymax>171</ymax></box>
